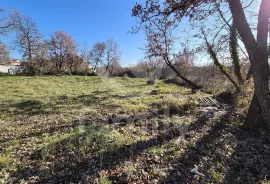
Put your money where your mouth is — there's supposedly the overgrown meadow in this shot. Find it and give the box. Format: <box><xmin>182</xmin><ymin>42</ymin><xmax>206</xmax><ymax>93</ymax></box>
<box><xmin>0</xmin><ymin>76</ymin><xmax>204</xmax><ymax>183</ymax></box>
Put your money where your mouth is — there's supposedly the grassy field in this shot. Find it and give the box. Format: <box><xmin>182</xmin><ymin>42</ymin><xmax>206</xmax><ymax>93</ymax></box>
<box><xmin>1</xmin><ymin>76</ymin><xmax>269</xmax><ymax>184</ymax></box>
<box><xmin>0</xmin><ymin>76</ymin><xmax>207</xmax><ymax>183</ymax></box>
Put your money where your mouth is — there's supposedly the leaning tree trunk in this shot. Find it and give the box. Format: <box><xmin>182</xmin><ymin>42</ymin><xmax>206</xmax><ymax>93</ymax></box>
<box><xmin>203</xmin><ymin>33</ymin><xmax>241</xmax><ymax>91</ymax></box>
<box><xmin>166</xmin><ymin>62</ymin><xmax>202</xmax><ymax>89</ymax></box>
<box><xmin>230</xmin><ymin>22</ymin><xmax>244</xmax><ymax>85</ymax></box>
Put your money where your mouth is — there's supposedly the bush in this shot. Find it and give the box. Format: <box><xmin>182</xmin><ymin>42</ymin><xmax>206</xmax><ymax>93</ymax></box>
<box><xmin>27</xmin><ymin>66</ymin><xmax>40</xmax><ymax>76</ymax></box>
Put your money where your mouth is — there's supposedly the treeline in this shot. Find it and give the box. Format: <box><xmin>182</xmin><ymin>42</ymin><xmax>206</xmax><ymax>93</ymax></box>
<box><xmin>0</xmin><ymin>9</ymin><xmax>122</xmax><ymax>76</ymax></box>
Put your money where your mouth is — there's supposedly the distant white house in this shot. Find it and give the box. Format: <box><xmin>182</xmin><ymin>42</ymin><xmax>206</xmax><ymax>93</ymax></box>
<box><xmin>8</xmin><ymin>59</ymin><xmax>21</xmax><ymax>66</ymax></box>
<box><xmin>0</xmin><ymin>59</ymin><xmax>29</xmax><ymax>74</ymax></box>
<box><xmin>0</xmin><ymin>65</ymin><xmax>28</xmax><ymax>74</ymax></box>
<box><xmin>0</xmin><ymin>65</ymin><xmax>11</xmax><ymax>73</ymax></box>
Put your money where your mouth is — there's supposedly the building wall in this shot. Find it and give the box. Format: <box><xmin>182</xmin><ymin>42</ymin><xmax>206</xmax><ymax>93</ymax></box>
<box><xmin>0</xmin><ymin>65</ymin><xmax>11</xmax><ymax>73</ymax></box>
<box><xmin>0</xmin><ymin>65</ymin><xmax>28</xmax><ymax>74</ymax></box>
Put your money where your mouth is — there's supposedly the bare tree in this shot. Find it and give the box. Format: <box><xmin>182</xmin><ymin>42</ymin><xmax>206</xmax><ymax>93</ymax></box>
<box><xmin>80</xmin><ymin>45</ymin><xmax>91</xmax><ymax>64</ymax></box>
<box><xmin>90</xmin><ymin>42</ymin><xmax>106</xmax><ymax>74</ymax></box>
<box><xmin>143</xmin><ymin>18</ymin><xmax>201</xmax><ymax>89</ymax></box>
<box><xmin>0</xmin><ymin>7</ymin><xmax>13</xmax><ymax>36</ymax></box>
<box><xmin>133</xmin><ymin>0</ymin><xmax>256</xmax><ymax>87</ymax></box>
<box><xmin>132</xmin><ymin>0</ymin><xmax>270</xmax><ymax>131</ymax></box>
<box><xmin>104</xmin><ymin>38</ymin><xmax>121</xmax><ymax>77</ymax></box>
<box><xmin>47</xmin><ymin>31</ymin><xmax>76</xmax><ymax>74</ymax></box>
<box><xmin>33</xmin><ymin>41</ymin><xmax>49</xmax><ymax>74</ymax></box>
<box><xmin>174</xmin><ymin>46</ymin><xmax>195</xmax><ymax>75</ymax></box>
<box><xmin>138</xmin><ymin>57</ymin><xmax>164</xmax><ymax>84</ymax></box>
<box><xmin>0</xmin><ymin>41</ymin><xmax>9</xmax><ymax>64</ymax></box>
<box><xmin>66</xmin><ymin>54</ymin><xmax>84</xmax><ymax>73</ymax></box>
<box><xmin>11</xmin><ymin>10</ymin><xmax>42</xmax><ymax>65</ymax></box>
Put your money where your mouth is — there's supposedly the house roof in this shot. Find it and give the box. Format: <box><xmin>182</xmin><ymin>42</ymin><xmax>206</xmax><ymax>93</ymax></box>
<box><xmin>9</xmin><ymin>60</ymin><xmax>21</xmax><ymax>63</ymax></box>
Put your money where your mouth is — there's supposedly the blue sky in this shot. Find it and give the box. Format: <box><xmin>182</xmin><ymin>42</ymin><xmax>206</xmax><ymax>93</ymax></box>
<box><xmin>1</xmin><ymin>0</ymin><xmax>146</xmax><ymax>65</ymax></box>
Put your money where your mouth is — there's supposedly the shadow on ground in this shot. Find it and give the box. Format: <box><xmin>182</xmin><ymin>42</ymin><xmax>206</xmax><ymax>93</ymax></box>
<box><xmin>9</xmin><ymin>112</ymin><xmax>208</xmax><ymax>183</ymax></box>
<box><xmin>0</xmin><ymin>93</ymin><xmax>114</xmax><ymax>116</ymax></box>
<box><xmin>7</xmin><ymin>104</ymin><xmax>270</xmax><ymax>184</ymax></box>
<box><xmin>161</xmin><ymin>106</ymin><xmax>270</xmax><ymax>184</ymax></box>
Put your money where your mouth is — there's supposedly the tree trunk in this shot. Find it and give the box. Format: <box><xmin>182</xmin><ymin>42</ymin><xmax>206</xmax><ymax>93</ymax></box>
<box><xmin>243</xmin><ymin>94</ymin><xmax>264</xmax><ymax>131</ymax></box>
<box><xmin>230</xmin><ymin>22</ymin><xmax>244</xmax><ymax>85</ymax></box>
<box><xmin>248</xmin><ymin>49</ymin><xmax>270</xmax><ymax>130</ymax></box>
<box><xmin>204</xmin><ymin>33</ymin><xmax>241</xmax><ymax>91</ymax></box>
<box><xmin>268</xmin><ymin>24</ymin><xmax>270</xmax><ymax>58</ymax></box>
<box><xmin>228</xmin><ymin>0</ymin><xmax>270</xmax><ymax>131</ymax></box>
<box><xmin>246</xmin><ymin>67</ymin><xmax>252</xmax><ymax>80</ymax></box>
<box><xmin>268</xmin><ymin>45</ymin><xmax>270</xmax><ymax>58</ymax></box>
<box><xmin>27</xmin><ymin>36</ymin><xmax>33</xmax><ymax>65</ymax></box>
<box><xmin>167</xmin><ymin>62</ymin><xmax>202</xmax><ymax>89</ymax></box>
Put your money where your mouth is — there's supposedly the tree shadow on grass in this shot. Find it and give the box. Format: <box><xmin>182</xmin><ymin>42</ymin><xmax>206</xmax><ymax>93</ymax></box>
<box><xmin>0</xmin><ymin>118</ymin><xmax>93</xmax><ymax>143</ymax></box>
<box><xmin>6</xmin><ymin>92</ymin><xmax>270</xmax><ymax>184</ymax></box>
<box><xmin>0</xmin><ymin>93</ymin><xmax>112</xmax><ymax>117</ymax></box>
<box><xmin>9</xmin><ymin>113</ymin><xmax>210</xmax><ymax>183</ymax></box>
<box><xmin>11</xmin><ymin>100</ymin><xmax>49</xmax><ymax>115</ymax></box>
<box><xmin>162</xmin><ymin>108</ymin><xmax>270</xmax><ymax>184</ymax></box>
<box><xmin>223</xmin><ymin>128</ymin><xmax>270</xmax><ymax>183</ymax></box>
<box><xmin>0</xmin><ymin>99</ymin><xmax>60</xmax><ymax>117</ymax></box>
<box><xmin>0</xmin><ymin>94</ymin><xmax>115</xmax><ymax>144</ymax></box>
<box><xmin>161</xmin><ymin>109</ymin><xmax>232</xmax><ymax>183</ymax></box>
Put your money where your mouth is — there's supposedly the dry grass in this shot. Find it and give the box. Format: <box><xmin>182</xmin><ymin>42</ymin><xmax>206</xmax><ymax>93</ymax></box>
<box><xmin>0</xmin><ymin>76</ymin><xmax>204</xmax><ymax>183</ymax></box>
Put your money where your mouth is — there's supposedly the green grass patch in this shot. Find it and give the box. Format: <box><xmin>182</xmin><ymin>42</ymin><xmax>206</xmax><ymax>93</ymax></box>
<box><xmin>0</xmin><ymin>155</ymin><xmax>9</xmax><ymax>169</ymax></box>
<box><xmin>0</xmin><ymin>76</ymin><xmax>205</xmax><ymax>183</ymax></box>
